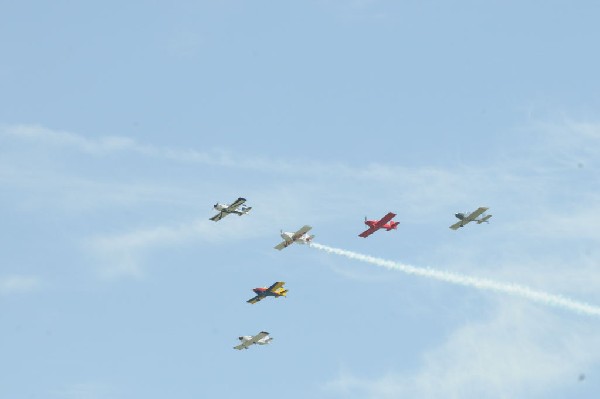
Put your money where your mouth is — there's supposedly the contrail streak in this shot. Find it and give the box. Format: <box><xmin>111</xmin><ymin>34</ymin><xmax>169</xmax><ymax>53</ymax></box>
<box><xmin>311</xmin><ymin>243</ymin><xmax>600</xmax><ymax>317</ymax></box>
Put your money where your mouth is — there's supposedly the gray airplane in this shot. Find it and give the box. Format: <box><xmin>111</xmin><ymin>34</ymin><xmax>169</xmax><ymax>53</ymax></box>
<box><xmin>450</xmin><ymin>207</ymin><xmax>492</xmax><ymax>230</ymax></box>
<box><xmin>234</xmin><ymin>331</ymin><xmax>273</xmax><ymax>350</ymax></box>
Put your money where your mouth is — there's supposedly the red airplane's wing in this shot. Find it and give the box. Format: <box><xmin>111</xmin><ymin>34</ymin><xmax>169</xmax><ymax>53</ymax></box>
<box><xmin>375</xmin><ymin>212</ymin><xmax>396</xmax><ymax>228</ymax></box>
<box><xmin>358</xmin><ymin>226</ymin><xmax>377</xmax><ymax>238</ymax></box>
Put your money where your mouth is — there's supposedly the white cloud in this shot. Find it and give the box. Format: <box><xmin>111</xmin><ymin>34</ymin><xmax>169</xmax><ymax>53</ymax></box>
<box><xmin>84</xmin><ymin>196</ymin><xmax>298</xmax><ymax>279</ymax></box>
<box><xmin>86</xmin><ymin>218</ymin><xmax>216</xmax><ymax>278</ymax></box>
<box><xmin>3</xmin><ymin>124</ymin><xmax>142</xmax><ymax>154</ymax></box>
<box><xmin>0</xmin><ymin>275</ymin><xmax>41</xmax><ymax>295</ymax></box>
<box><xmin>0</xmin><ymin>124</ymin><xmax>497</xmax><ymax>185</ymax></box>
<box><xmin>325</xmin><ymin>303</ymin><xmax>600</xmax><ymax>399</ymax></box>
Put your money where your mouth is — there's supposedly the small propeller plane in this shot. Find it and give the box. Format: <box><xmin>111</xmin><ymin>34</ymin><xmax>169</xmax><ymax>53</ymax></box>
<box><xmin>209</xmin><ymin>197</ymin><xmax>252</xmax><ymax>222</ymax></box>
<box><xmin>247</xmin><ymin>282</ymin><xmax>288</xmax><ymax>304</ymax></box>
<box><xmin>449</xmin><ymin>207</ymin><xmax>492</xmax><ymax>230</ymax></box>
<box><xmin>358</xmin><ymin>212</ymin><xmax>399</xmax><ymax>238</ymax></box>
<box><xmin>274</xmin><ymin>225</ymin><xmax>314</xmax><ymax>250</ymax></box>
<box><xmin>234</xmin><ymin>331</ymin><xmax>273</xmax><ymax>350</ymax></box>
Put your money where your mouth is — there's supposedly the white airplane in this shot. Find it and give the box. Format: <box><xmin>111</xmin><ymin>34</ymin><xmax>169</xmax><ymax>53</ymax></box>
<box><xmin>234</xmin><ymin>331</ymin><xmax>273</xmax><ymax>350</ymax></box>
<box><xmin>209</xmin><ymin>197</ymin><xmax>252</xmax><ymax>222</ymax></box>
<box><xmin>449</xmin><ymin>207</ymin><xmax>492</xmax><ymax>230</ymax></box>
<box><xmin>274</xmin><ymin>225</ymin><xmax>314</xmax><ymax>250</ymax></box>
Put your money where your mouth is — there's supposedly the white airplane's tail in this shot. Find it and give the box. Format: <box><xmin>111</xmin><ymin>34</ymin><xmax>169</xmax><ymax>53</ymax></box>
<box><xmin>259</xmin><ymin>337</ymin><xmax>273</xmax><ymax>345</ymax></box>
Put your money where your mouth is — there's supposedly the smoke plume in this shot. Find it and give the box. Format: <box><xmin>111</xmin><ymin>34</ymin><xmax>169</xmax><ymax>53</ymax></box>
<box><xmin>311</xmin><ymin>243</ymin><xmax>600</xmax><ymax>317</ymax></box>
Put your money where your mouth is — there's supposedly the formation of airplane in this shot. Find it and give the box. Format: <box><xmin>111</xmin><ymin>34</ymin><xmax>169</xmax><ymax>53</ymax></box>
<box><xmin>217</xmin><ymin>197</ymin><xmax>492</xmax><ymax>350</ymax></box>
<box><xmin>358</xmin><ymin>212</ymin><xmax>399</xmax><ymax>238</ymax></box>
<box><xmin>247</xmin><ymin>281</ymin><xmax>288</xmax><ymax>304</ymax></box>
<box><xmin>209</xmin><ymin>197</ymin><xmax>252</xmax><ymax>222</ymax></box>
<box><xmin>274</xmin><ymin>225</ymin><xmax>314</xmax><ymax>250</ymax></box>
<box><xmin>234</xmin><ymin>331</ymin><xmax>273</xmax><ymax>350</ymax></box>
<box><xmin>449</xmin><ymin>207</ymin><xmax>492</xmax><ymax>230</ymax></box>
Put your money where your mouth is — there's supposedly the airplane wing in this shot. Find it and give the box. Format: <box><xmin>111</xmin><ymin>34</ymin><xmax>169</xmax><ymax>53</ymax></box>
<box><xmin>292</xmin><ymin>225</ymin><xmax>312</xmax><ymax>240</ymax></box>
<box><xmin>274</xmin><ymin>241</ymin><xmax>287</xmax><ymax>251</ymax></box>
<box><xmin>267</xmin><ymin>282</ymin><xmax>285</xmax><ymax>292</ymax></box>
<box><xmin>209</xmin><ymin>212</ymin><xmax>226</xmax><ymax>222</ymax></box>
<box><xmin>234</xmin><ymin>342</ymin><xmax>249</xmax><ymax>350</ymax></box>
<box><xmin>449</xmin><ymin>220</ymin><xmax>463</xmax><ymax>230</ymax></box>
<box><xmin>375</xmin><ymin>212</ymin><xmax>396</xmax><ymax>228</ymax></box>
<box><xmin>358</xmin><ymin>227</ymin><xmax>378</xmax><ymax>238</ymax></box>
<box><xmin>465</xmin><ymin>207</ymin><xmax>488</xmax><ymax>222</ymax></box>
<box><xmin>225</xmin><ymin>197</ymin><xmax>246</xmax><ymax>212</ymax></box>
<box><xmin>246</xmin><ymin>295</ymin><xmax>264</xmax><ymax>304</ymax></box>
<box><xmin>249</xmin><ymin>331</ymin><xmax>269</xmax><ymax>345</ymax></box>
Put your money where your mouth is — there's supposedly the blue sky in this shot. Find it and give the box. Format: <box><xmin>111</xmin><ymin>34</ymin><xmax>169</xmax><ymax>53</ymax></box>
<box><xmin>1</xmin><ymin>1</ymin><xmax>600</xmax><ymax>398</ymax></box>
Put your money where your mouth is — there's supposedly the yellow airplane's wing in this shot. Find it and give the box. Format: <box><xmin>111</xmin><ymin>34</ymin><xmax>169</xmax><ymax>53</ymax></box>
<box><xmin>267</xmin><ymin>281</ymin><xmax>285</xmax><ymax>292</ymax></box>
<box><xmin>246</xmin><ymin>295</ymin><xmax>263</xmax><ymax>304</ymax></box>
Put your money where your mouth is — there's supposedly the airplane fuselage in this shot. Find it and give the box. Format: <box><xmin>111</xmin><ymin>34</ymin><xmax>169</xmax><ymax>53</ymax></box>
<box><xmin>454</xmin><ymin>212</ymin><xmax>490</xmax><ymax>223</ymax></box>
<box><xmin>280</xmin><ymin>232</ymin><xmax>312</xmax><ymax>245</ymax></box>
<box><xmin>252</xmin><ymin>287</ymin><xmax>287</xmax><ymax>297</ymax></box>
<box><xmin>365</xmin><ymin>220</ymin><xmax>399</xmax><ymax>231</ymax></box>
<box><xmin>253</xmin><ymin>287</ymin><xmax>278</xmax><ymax>297</ymax></box>
<box><xmin>238</xmin><ymin>335</ymin><xmax>272</xmax><ymax>346</ymax></box>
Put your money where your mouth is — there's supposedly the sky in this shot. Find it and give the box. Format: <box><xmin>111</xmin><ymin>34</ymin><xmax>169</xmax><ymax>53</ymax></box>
<box><xmin>1</xmin><ymin>1</ymin><xmax>600</xmax><ymax>398</ymax></box>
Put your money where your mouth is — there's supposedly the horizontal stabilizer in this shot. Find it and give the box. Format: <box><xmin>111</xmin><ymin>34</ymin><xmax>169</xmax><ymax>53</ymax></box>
<box><xmin>477</xmin><ymin>214</ymin><xmax>492</xmax><ymax>224</ymax></box>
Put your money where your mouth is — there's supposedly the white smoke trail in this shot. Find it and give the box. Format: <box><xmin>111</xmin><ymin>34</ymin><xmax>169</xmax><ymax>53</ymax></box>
<box><xmin>311</xmin><ymin>243</ymin><xmax>600</xmax><ymax>317</ymax></box>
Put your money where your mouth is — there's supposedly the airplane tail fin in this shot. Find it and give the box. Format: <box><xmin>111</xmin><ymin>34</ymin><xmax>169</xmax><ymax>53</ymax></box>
<box><xmin>280</xmin><ymin>290</ymin><xmax>288</xmax><ymax>297</ymax></box>
<box><xmin>387</xmin><ymin>221</ymin><xmax>400</xmax><ymax>231</ymax></box>
<box><xmin>240</xmin><ymin>206</ymin><xmax>252</xmax><ymax>214</ymax></box>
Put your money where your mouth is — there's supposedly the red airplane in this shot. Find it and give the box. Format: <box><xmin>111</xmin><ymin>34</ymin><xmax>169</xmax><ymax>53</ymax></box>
<box><xmin>358</xmin><ymin>212</ymin><xmax>399</xmax><ymax>238</ymax></box>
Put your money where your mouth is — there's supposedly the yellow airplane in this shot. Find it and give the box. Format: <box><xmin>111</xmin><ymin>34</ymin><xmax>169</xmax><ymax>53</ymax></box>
<box><xmin>246</xmin><ymin>282</ymin><xmax>288</xmax><ymax>304</ymax></box>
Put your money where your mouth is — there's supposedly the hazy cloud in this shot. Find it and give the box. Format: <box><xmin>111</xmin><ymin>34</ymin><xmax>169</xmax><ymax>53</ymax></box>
<box><xmin>325</xmin><ymin>303</ymin><xmax>600</xmax><ymax>399</ymax></box>
<box><xmin>0</xmin><ymin>275</ymin><xmax>41</xmax><ymax>295</ymax></box>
